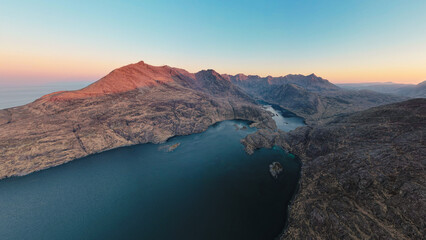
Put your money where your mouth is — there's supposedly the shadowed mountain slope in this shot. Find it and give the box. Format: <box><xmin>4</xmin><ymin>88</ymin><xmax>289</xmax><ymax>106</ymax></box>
<box><xmin>223</xmin><ymin>73</ymin><xmax>340</xmax><ymax>92</ymax></box>
<box><xmin>241</xmin><ymin>99</ymin><xmax>426</xmax><ymax>239</ymax></box>
<box><xmin>225</xmin><ymin>73</ymin><xmax>405</xmax><ymax>124</ymax></box>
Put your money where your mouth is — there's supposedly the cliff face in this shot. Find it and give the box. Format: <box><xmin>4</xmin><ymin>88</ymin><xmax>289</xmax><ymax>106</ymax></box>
<box><xmin>242</xmin><ymin>99</ymin><xmax>426</xmax><ymax>239</ymax></box>
<box><xmin>0</xmin><ymin>62</ymin><xmax>275</xmax><ymax>179</ymax></box>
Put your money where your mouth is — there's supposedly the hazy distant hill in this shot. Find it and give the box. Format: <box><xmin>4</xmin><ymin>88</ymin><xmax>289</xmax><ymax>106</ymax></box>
<box><xmin>338</xmin><ymin>81</ymin><xmax>426</xmax><ymax>98</ymax></box>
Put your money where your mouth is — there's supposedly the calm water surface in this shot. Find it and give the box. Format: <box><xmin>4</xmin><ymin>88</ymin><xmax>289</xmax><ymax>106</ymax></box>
<box><xmin>262</xmin><ymin>104</ymin><xmax>305</xmax><ymax>132</ymax></box>
<box><xmin>0</xmin><ymin>105</ymin><xmax>305</xmax><ymax>240</ymax></box>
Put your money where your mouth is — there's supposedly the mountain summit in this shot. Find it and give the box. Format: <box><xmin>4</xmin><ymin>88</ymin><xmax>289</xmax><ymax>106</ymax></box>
<box><xmin>41</xmin><ymin>61</ymin><xmax>195</xmax><ymax>101</ymax></box>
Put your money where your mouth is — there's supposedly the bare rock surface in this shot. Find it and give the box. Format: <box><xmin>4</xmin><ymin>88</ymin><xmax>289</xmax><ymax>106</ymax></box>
<box><xmin>0</xmin><ymin>62</ymin><xmax>275</xmax><ymax>179</ymax></box>
<box><xmin>242</xmin><ymin>99</ymin><xmax>426</xmax><ymax>239</ymax></box>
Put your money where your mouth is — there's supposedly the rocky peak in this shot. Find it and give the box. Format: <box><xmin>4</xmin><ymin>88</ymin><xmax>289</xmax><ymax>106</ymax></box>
<box><xmin>196</xmin><ymin>69</ymin><xmax>223</xmax><ymax>79</ymax></box>
<box><xmin>39</xmin><ymin>61</ymin><xmax>193</xmax><ymax>101</ymax></box>
<box><xmin>235</xmin><ymin>73</ymin><xmax>249</xmax><ymax>81</ymax></box>
<box><xmin>221</xmin><ymin>74</ymin><xmax>231</xmax><ymax>81</ymax></box>
<box><xmin>194</xmin><ymin>69</ymin><xmax>235</xmax><ymax>95</ymax></box>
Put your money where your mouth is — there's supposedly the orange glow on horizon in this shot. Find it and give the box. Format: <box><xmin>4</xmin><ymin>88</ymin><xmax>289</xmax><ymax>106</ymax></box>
<box><xmin>0</xmin><ymin>52</ymin><xmax>425</xmax><ymax>85</ymax></box>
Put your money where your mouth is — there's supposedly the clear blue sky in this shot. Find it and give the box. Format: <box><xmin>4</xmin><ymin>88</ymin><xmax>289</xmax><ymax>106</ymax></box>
<box><xmin>1</xmin><ymin>0</ymin><xmax>425</xmax><ymax>84</ymax></box>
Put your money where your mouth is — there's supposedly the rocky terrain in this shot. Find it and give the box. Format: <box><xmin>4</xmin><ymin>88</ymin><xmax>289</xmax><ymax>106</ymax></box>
<box><xmin>0</xmin><ymin>61</ymin><xmax>276</xmax><ymax>179</ymax></box>
<box><xmin>242</xmin><ymin>99</ymin><xmax>426</xmax><ymax>239</ymax></box>
<box><xmin>225</xmin><ymin>73</ymin><xmax>406</xmax><ymax>124</ymax></box>
<box><xmin>222</xmin><ymin>73</ymin><xmax>340</xmax><ymax>93</ymax></box>
<box><xmin>1</xmin><ymin>62</ymin><xmax>405</xmax><ymax>179</ymax></box>
<box><xmin>1</xmin><ymin>60</ymin><xmax>419</xmax><ymax>239</ymax></box>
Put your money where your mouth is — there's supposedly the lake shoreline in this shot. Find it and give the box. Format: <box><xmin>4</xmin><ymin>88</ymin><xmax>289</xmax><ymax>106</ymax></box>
<box><xmin>0</xmin><ymin>119</ymin><xmax>302</xmax><ymax>240</ymax></box>
<box><xmin>1</xmin><ymin>100</ymin><xmax>307</xmax><ymax>240</ymax></box>
<box><xmin>0</xmin><ymin>114</ymin><xmax>274</xmax><ymax>181</ymax></box>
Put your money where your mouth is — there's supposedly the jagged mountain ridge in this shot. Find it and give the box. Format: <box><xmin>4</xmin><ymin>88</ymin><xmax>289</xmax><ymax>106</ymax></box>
<box><xmin>225</xmin><ymin>72</ymin><xmax>405</xmax><ymax>124</ymax></box>
<box><xmin>41</xmin><ymin>61</ymin><xmax>251</xmax><ymax>101</ymax></box>
<box><xmin>222</xmin><ymin>72</ymin><xmax>340</xmax><ymax>92</ymax></box>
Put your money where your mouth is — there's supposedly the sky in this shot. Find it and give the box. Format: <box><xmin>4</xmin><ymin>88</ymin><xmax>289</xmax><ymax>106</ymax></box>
<box><xmin>1</xmin><ymin>0</ymin><xmax>425</xmax><ymax>85</ymax></box>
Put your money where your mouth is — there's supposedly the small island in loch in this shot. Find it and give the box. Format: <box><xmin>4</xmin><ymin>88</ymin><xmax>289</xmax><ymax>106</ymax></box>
<box><xmin>269</xmin><ymin>162</ymin><xmax>284</xmax><ymax>179</ymax></box>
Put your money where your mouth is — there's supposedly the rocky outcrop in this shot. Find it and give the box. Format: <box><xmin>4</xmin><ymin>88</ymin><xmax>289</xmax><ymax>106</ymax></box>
<box><xmin>0</xmin><ymin>61</ymin><xmax>276</xmax><ymax>179</ymax></box>
<box><xmin>158</xmin><ymin>143</ymin><xmax>181</xmax><ymax>152</ymax></box>
<box><xmin>269</xmin><ymin>162</ymin><xmax>283</xmax><ymax>179</ymax></box>
<box><xmin>242</xmin><ymin>99</ymin><xmax>426</xmax><ymax>239</ymax></box>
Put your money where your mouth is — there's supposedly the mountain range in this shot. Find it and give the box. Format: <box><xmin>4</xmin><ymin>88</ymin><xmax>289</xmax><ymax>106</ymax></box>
<box><xmin>224</xmin><ymin>73</ymin><xmax>406</xmax><ymax>124</ymax></box>
<box><xmin>0</xmin><ymin>61</ymin><xmax>424</xmax><ymax>239</ymax></box>
<box><xmin>1</xmin><ymin>61</ymin><xmax>407</xmax><ymax>179</ymax></box>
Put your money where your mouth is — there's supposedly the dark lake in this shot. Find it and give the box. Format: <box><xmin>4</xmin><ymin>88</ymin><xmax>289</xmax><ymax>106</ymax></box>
<box><xmin>0</xmin><ymin>105</ymin><xmax>304</xmax><ymax>240</ymax></box>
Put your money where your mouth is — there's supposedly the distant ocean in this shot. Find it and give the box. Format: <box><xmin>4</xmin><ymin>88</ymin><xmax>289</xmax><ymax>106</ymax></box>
<box><xmin>0</xmin><ymin>82</ymin><xmax>91</xmax><ymax>109</ymax></box>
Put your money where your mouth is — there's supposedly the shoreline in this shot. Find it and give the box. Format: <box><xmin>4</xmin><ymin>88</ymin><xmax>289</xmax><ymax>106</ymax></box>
<box><xmin>2</xmin><ymin>102</ymin><xmax>307</xmax><ymax>239</ymax></box>
<box><xmin>1</xmin><ymin>98</ymin><xmax>306</xmax><ymax>239</ymax></box>
<box><xmin>277</xmin><ymin>155</ymin><xmax>303</xmax><ymax>239</ymax></box>
<box><xmin>0</xmin><ymin>118</ymin><xmax>268</xmax><ymax>181</ymax></box>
